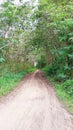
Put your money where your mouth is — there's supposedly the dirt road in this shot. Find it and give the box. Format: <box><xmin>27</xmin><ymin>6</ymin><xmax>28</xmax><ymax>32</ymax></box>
<box><xmin>0</xmin><ymin>70</ymin><xmax>72</xmax><ymax>130</ymax></box>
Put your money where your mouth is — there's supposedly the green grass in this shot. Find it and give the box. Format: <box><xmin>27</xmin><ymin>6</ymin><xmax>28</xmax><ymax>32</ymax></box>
<box><xmin>0</xmin><ymin>72</ymin><xmax>26</xmax><ymax>96</ymax></box>
<box><xmin>0</xmin><ymin>68</ymin><xmax>37</xmax><ymax>96</ymax></box>
<box><xmin>48</xmin><ymin>77</ymin><xmax>73</xmax><ymax>114</ymax></box>
<box><xmin>55</xmin><ymin>84</ymin><xmax>73</xmax><ymax>114</ymax></box>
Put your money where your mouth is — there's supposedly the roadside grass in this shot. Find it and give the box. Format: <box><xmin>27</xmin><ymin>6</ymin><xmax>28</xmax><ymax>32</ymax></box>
<box><xmin>0</xmin><ymin>72</ymin><xmax>26</xmax><ymax>96</ymax></box>
<box><xmin>0</xmin><ymin>68</ymin><xmax>36</xmax><ymax>96</ymax></box>
<box><xmin>55</xmin><ymin>83</ymin><xmax>73</xmax><ymax>114</ymax></box>
<box><xmin>48</xmin><ymin>77</ymin><xmax>73</xmax><ymax>114</ymax></box>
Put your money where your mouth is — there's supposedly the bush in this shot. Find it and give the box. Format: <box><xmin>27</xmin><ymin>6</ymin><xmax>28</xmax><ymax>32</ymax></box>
<box><xmin>57</xmin><ymin>79</ymin><xmax>73</xmax><ymax>97</ymax></box>
<box><xmin>42</xmin><ymin>61</ymin><xmax>70</xmax><ymax>81</ymax></box>
<box><xmin>42</xmin><ymin>63</ymin><xmax>60</xmax><ymax>76</ymax></box>
<box><xmin>55</xmin><ymin>71</ymin><xmax>69</xmax><ymax>81</ymax></box>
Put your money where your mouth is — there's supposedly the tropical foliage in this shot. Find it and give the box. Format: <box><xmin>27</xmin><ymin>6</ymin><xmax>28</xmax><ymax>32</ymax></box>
<box><xmin>31</xmin><ymin>0</ymin><xmax>73</xmax><ymax>81</ymax></box>
<box><xmin>0</xmin><ymin>0</ymin><xmax>35</xmax><ymax>72</ymax></box>
<box><xmin>0</xmin><ymin>0</ymin><xmax>73</xmax><ymax>105</ymax></box>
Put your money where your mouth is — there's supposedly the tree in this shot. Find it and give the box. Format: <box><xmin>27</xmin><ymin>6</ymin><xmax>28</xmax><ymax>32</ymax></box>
<box><xmin>0</xmin><ymin>0</ymin><xmax>35</xmax><ymax>71</ymax></box>
<box><xmin>30</xmin><ymin>0</ymin><xmax>73</xmax><ymax>78</ymax></box>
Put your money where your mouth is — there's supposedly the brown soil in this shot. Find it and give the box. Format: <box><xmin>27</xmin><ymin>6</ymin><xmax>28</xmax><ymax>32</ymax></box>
<box><xmin>0</xmin><ymin>70</ymin><xmax>73</xmax><ymax>130</ymax></box>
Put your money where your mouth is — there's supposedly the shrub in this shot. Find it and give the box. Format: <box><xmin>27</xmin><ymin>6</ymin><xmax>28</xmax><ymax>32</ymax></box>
<box><xmin>57</xmin><ymin>79</ymin><xmax>73</xmax><ymax>97</ymax></box>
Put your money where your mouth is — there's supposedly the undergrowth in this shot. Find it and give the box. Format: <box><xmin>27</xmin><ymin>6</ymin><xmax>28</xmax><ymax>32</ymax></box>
<box><xmin>0</xmin><ymin>68</ymin><xmax>36</xmax><ymax>96</ymax></box>
<box><xmin>48</xmin><ymin>77</ymin><xmax>73</xmax><ymax>114</ymax></box>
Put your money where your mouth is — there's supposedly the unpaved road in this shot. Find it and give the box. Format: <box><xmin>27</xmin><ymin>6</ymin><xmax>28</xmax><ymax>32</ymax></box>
<box><xmin>0</xmin><ymin>70</ymin><xmax>73</xmax><ymax>130</ymax></box>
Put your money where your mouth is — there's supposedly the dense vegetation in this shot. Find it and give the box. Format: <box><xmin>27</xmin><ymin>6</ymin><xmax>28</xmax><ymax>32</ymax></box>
<box><xmin>34</xmin><ymin>0</ymin><xmax>73</xmax><ymax>80</ymax></box>
<box><xmin>0</xmin><ymin>0</ymin><xmax>73</xmax><ymax>113</ymax></box>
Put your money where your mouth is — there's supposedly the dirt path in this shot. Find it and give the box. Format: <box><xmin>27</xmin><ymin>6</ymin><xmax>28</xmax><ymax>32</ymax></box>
<box><xmin>0</xmin><ymin>70</ymin><xmax>72</xmax><ymax>130</ymax></box>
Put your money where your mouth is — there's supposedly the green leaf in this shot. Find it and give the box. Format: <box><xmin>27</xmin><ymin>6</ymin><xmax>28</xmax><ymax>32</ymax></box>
<box><xmin>68</xmin><ymin>54</ymin><xmax>73</xmax><ymax>59</ymax></box>
<box><xmin>0</xmin><ymin>58</ymin><xmax>5</xmax><ymax>63</ymax></box>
